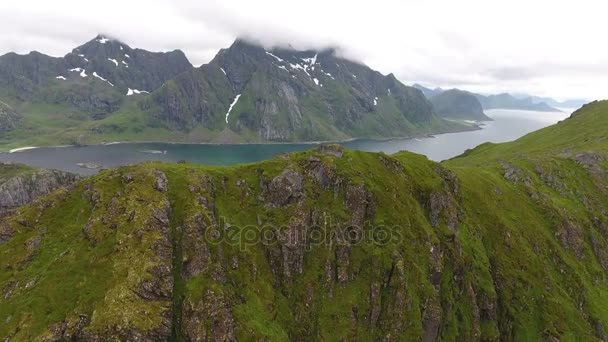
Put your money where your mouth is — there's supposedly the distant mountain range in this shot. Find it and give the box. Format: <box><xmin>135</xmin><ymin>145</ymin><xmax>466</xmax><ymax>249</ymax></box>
<box><xmin>428</xmin><ymin>89</ymin><xmax>492</xmax><ymax>121</ymax></box>
<box><xmin>413</xmin><ymin>84</ymin><xmax>586</xmax><ymax>113</ymax></box>
<box><xmin>0</xmin><ymin>35</ymin><xmax>472</xmax><ymax>148</ymax></box>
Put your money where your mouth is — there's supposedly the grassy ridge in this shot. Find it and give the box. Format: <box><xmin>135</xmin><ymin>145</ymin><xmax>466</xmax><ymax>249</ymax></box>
<box><xmin>0</xmin><ymin>101</ymin><xmax>606</xmax><ymax>339</ymax></box>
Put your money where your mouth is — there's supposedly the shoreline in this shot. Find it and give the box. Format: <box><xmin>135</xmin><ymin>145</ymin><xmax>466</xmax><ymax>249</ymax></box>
<box><xmin>0</xmin><ymin>124</ymin><xmax>483</xmax><ymax>153</ymax></box>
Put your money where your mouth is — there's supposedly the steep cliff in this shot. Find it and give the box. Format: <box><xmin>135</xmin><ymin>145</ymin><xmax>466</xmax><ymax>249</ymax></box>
<box><xmin>0</xmin><ymin>163</ymin><xmax>81</xmax><ymax>211</ymax></box>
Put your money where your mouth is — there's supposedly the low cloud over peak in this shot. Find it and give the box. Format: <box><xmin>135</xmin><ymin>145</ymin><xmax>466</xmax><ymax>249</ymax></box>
<box><xmin>1</xmin><ymin>0</ymin><xmax>606</xmax><ymax>100</ymax></box>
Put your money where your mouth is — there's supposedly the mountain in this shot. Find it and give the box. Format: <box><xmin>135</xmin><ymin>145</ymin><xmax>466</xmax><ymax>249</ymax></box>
<box><xmin>0</xmin><ymin>34</ymin><xmax>192</xmax><ymax>116</ymax></box>
<box><xmin>0</xmin><ymin>36</ymin><xmax>470</xmax><ymax>148</ymax></box>
<box><xmin>429</xmin><ymin>89</ymin><xmax>492</xmax><ymax>121</ymax></box>
<box><xmin>531</xmin><ymin>96</ymin><xmax>589</xmax><ymax>109</ymax></box>
<box><xmin>0</xmin><ymin>162</ymin><xmax>80</xmax><ymax>212</ymax></box>
<box><xmin>475</xmin><ymin>93</ymin><xmax>561</xmax><ymax>112</ymax></box>
<box><xmin>143</xmin><ymin>39</ymin><xmax>463</xmax><ymax>142</ymax></box>
<box><xmin>1</xmin><ymin>101</ymin><xmax>607</xmax><ymax>340</ymax></box>
<box><xmin>414</xmin><ymin>84</ymin><xmax>564</xmax><ymax>112</ymax></box>
<box><xmin>413</xmin><ymin>83</ymin><xmax>444</xmax><ymax>98</ymax></box>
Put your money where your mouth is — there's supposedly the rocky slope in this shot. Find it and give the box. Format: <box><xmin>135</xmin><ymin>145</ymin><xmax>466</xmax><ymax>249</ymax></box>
<box><xmin>0</xmin><ymin>101</ymin><xmax>20</xmax><ymax>132</ymax></box>
<box><xmin>0</xmin><ymin>163</ymin><xmax>81</xmax><ymax>211</ymax></box>
<box><xmin>429</xmin><ymin>89</ymin><xmax>492</xmax><ymax>121</ymax></box>
<box><xmin>144</xmin><ymin>39</ymin><xmax>464</xmax><ymax>141</ymax></box>
<box><xmin>0</xmin><ymin>101</ymin><xmax>607</xmax><ymax>340</ymax></box>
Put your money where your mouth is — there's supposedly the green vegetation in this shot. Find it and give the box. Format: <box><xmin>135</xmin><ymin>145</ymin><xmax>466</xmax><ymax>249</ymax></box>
<box><xmin>0</xmin><ymin>101</ymin><xmax>607</xmax><ymax>340</ymax></box>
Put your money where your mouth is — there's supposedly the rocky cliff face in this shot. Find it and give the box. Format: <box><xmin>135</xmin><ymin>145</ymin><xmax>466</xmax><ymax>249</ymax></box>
<box><xmin>1</xmin><ymin>101</ymin><xmax>608</xmax><ymax>340</ymax></box>
<box><xmin>430</xmin><ymin>89</ymin><xmax>491</xmax><ymax>121</ymax></box>
<box><xmin>0</xmin><ymin>35</ymin><xmax>192</xmax><ymax>115</ymax></box>
<box><xmin>0</xmin><ymin>163</ymin><xmax>81</xmax><ymax>211</ymax></box>
<box><xmin>146</xmin><ymin>39</ymin><xmax>454</xmax><ymax>141</ymax></box>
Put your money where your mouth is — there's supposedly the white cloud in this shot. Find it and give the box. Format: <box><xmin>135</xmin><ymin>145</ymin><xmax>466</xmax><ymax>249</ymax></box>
<box><xmin>0</xmin><ymin>0</ymin><xmax>606</xmax><ymax>100</ymax></box>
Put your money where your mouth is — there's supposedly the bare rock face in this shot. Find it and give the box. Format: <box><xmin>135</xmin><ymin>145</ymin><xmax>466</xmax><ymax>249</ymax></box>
<box><xmin>0</xmin><ymin>167</ymin><xmax>81</xmax><ymax>211</ymax></box>
<box><xmin>153</xmin><ymin>169</ymin><xmax>169</xmax><ymax>193</ymax></box>
<box><xmin>301</xmin><ymin>156</ymin><xmax>338</xmax><ymax>189</ymax></box>
<box><xmin>262</xmin><ymin>168</ymin><xmax>304</xmax><ymax>207</ymax></box>
<box><xmin>183</xmin><ymin>289</ymin><xmax>236</xmax><ymax>342</ymax></box>
<box><xmin>423</xmin><ymin>166</ymin><xmax>461</xmax><ymax>231</ymax></box>
<box><xmin>0</xmin><ymin>211</ymin><xmax>14</xmax><ymax>244</ymax></box>
<box><xmin>555</xmin><ymin>217</ymin><xmax>585</xmax><ymax>259</ymax></box>
<box><xmin>0</xmin><ymin>101</ymin><xmax>21</xmax><ymax>132</ymax></box>
<box><xmin>318</xmin><ymin>144</ymin><xmax>344</xmax><ymax>158</ymax></box>
<box><xmin>345</xmin><ymin>184</ymin><xmax>374</xmax><ymax>227</ymax></box>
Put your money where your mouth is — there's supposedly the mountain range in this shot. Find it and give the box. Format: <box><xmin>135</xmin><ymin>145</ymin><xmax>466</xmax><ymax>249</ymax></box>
<box><xmin>413</xmin><ymin>84</ymin><xmax>575</xmax><ymax>112</ymax></box>
<box><xmin>427</xmin><ymin>89</ymin><xmax>492</xmax><ymax>121</ymax></box>
<box><xmin>0</xmin><ymin>35</ymin><xmax>473</xmax><ymax>149</ymax></box>
<box><xmin>0</xmin><ymin>100</ymin><xmax>607</xmax><ymax>340</ymax></box>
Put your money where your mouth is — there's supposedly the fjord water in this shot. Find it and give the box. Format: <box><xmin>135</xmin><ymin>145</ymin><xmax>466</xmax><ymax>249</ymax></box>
<box><xmin>0</xmin><ymin>109</ymin><xmax>572</xmax><ymax>175</ymax></box>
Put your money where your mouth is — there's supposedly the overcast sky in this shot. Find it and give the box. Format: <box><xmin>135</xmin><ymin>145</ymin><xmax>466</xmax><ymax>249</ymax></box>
<box><xmin>1</xmin><ymin>0</ymin><xmax>606</xmax><ymax>101</ymax></box>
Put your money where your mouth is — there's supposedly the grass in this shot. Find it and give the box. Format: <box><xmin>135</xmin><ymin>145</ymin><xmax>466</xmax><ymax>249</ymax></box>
<box><xmin>0</xmin><ymin>101</ymin><xmax>607</xmax><ymax>339</ymax></box>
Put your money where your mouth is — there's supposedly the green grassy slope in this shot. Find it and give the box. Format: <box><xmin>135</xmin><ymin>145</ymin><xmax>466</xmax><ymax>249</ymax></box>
<box><xmin>0</xmin><ymin>101</ymin><xmax>607</xmax><ymax>340</ymax></box>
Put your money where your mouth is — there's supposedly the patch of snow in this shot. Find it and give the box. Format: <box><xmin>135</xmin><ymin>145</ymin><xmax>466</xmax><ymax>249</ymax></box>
<box><xmin>352</xmin><ymin>74</ymin><xmax>357</xmax><ymax>79</ymax></box>
<box><xmin>120</xmin><ymin>46</ymin><xmax>123</xmax><ymax>50</ymax></box>
<box><xmin>69</xmin><ymin>68</ymin><xmax>88</xmax><ymax>77</ymax></box>
<box><xmin>374</xmin><ymin>97</ymin><xmax>378</xmax><ymax>106</ymax></box>
<box><xmin>265</xmin><ymin>51</ymin><xmax>284</xmax><ymax>63</ymax></box>
<box><xmin>55</xmin><ymin>76</ymin><xmax>66</xmax><ymax>80</ymax></box>
<box><xmin>93</xmin><ymin>72</ymin><xmax>114</xmax><ymax>87</ymax></box>
<box><xmin>121</xmin><ymin>60</ymin><xmax>128</xmax><ymax>66</ymax></box>
<box><xmin>124</xmin><ymin>54</ymin><xmax>130</xmax><ymax>58</ymax></box>
<box><xmin>302</xmin><ymin>53</ymin><xmax>318</xmax><ymax>67</ymax></box>
<box><xmin>313</xmin><ymin>78</ymin><xmax>320</xmax><ymax>86</ymax></box>
<box><xmin>126</xmin><ymin>88</ymin><xmax>150</xmax><ymax>96</ymax></box>
<box><xmin>289</xmin><ymin>63</ymin><xmax>311</xmax><ymax>78</ymax></box>
<box><xmin>220</xmin><ymin>67</ymin><xmax>227</xmax><ymax>75</ymax></box>
<box><xmin>277</xmin><ymin>65</ymin><xmax>289</xmax><ymax>72</ymax></box>
<box><xmin>107</xmin><ymin>58</ymin><xmax>118</xmax><ymax>67</ymax></box>
<box><xmin>97</xmin><ymin>37</ymin><xmax>110</xmax><ymax>44</ymax></box>
<box><xmin>225</xmin><ymin>94</ymin><xmax>242</xmax><ymax>124</ymax></box>
<box><xmin>321</xmin><ymin>70</ymin><xmax>335</xmax><ymax>80</ymax></box>
<box><xmin>388</xmin><ymin>88</ymin><xmax>391</xmax><ymax>95</ymax></box>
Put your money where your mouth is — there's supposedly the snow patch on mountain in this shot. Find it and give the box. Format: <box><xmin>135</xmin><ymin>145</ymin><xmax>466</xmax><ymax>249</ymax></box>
<box><xmin>97</xmin><ymin>37</ymin><xmax>110</xmax><ymax>44</ymax></box>
<box><xmin>107</xmin><ymin>58</ymin><xmax>118</xmax><ymax>67</ymax></box>
<box><xmin>69</xmin><ymin>68</ymin><xmax>87</xmax><ymax>77</ymax></box>
<box><xmin>265</xmin><ymin>51</ymin><xmax>284</xmax><ymax>63</ymax></box>
<box><xmin>220</xmin><ymin>67</ymin><xmax>227</xmax><ymax>75</ymax></box>
<box><xmin>127</xmin><ymin>88</ymin><xmax>150</xmax><ymax>96</ymax></box>
<box><xmin>225</xmin><ymin>94</ymin><xmax>242</xmax><ymax>124</ymax></box>
<box><xmin>55</xmin><ymin>76</ymin><xmax>66</xmax><ymax>80</ymax></box>
<box><xmin>321</xmin><ymin>71</ymin><xmax>335</xmax><ymax>80</ymax></box>
<box><xmin>93</xmin><ymin>72</ymin><xmax>114</xmax><ymax>87</ymax></box>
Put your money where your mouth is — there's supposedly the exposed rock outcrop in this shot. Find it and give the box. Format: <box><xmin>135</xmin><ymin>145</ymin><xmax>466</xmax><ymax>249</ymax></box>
<box><xmin>0</xmin><ymin>165</ymin><xmax>81</xmax><ymax>211</ymax></box>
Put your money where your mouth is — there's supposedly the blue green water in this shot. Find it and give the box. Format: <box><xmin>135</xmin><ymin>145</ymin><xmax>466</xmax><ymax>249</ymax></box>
<box><xmin>0</xmin><ymin>109</ymin><xmax>571</xmax><ymax>175</ymax></box>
